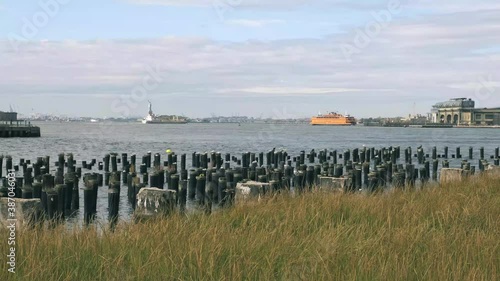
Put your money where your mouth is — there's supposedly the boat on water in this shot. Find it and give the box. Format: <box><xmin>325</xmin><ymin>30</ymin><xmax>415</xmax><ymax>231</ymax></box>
<box><xmin>142</xmin><ymin>101</ymin><xmax>188</xmax><ymax>124</ymax></box>
<box><xmin>310</xmin><ymin>112</ymin><xmax>357</xmax><ymax>126</ymax></box>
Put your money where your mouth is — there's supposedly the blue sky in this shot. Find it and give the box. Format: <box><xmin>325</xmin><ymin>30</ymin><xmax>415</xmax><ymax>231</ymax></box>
<box><xmin>1</xmin><ymin>0</ymin><xmax>499</xmax><ymax>118</ymax></box>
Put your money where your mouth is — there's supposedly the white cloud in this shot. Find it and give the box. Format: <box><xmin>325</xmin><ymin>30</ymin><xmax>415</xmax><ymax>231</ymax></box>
<box><xmin>1</xmin><ymin>6</ymin><xmax>500</xmax><ymax>117</ymax></box>
<box><xmin>218</xmin><ymin>87</ymin><xmax>364</xmax><ymax>95</ymax></box>
<box><xmin>128</xmin><ymin>0</ymin><xmax>326</xmax><ymax>8</ymax></box>
<box><xmin>226</xmin><ymin>19</ymin><xmax>284</xmax><ymax>27</ymax></box>
<box><xmin>127</xmin><ymin>0</ymin><xmax>500</xmax><ymax>14</ymax></box>
<box><xmin>448</xmin><ymin>81</ymin><xmax>500</xmax><ymax>90</ymax></box>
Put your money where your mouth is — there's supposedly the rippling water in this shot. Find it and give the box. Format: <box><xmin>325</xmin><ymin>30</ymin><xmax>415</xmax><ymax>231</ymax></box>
<box><xmin>1</xmin><ymin>122</ymin><xmax>499</xmax><ymax>223</ymax></box>
<box><xmin>2</xmin><ymin>122</ymin><xmax>499</xmax><ymax>159</ymax></box>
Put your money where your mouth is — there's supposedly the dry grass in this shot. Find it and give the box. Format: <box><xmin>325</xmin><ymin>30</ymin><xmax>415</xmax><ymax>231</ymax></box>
<box><xmin>1</xmin><ymin>175</ymin><xmax>499</xmax><ymax>281</ymax></box>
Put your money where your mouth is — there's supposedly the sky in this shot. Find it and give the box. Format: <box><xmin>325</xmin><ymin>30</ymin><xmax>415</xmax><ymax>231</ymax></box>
<box><xmin>0</xmin><ymin>0</ymin><xmax>499</xmax><ymax>118</ymax></box>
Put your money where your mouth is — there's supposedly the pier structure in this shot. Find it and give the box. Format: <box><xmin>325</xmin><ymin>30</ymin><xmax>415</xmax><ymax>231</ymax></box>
<box><xmin>0</xmin><ymin>111</ymin><xmax>41</xmax><ymax>138</ymax></box>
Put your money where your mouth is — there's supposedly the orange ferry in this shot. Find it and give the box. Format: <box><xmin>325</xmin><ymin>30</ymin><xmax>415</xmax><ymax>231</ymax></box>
<box><xmin>311</xmin><ymin>112</ymin><xmax>357</xmax><ymax>126</ymax></box>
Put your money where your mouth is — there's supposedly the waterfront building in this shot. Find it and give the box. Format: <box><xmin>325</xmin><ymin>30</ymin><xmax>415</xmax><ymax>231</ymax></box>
<box><xmin>430</xmin><ymin>98</ymin><xmax>500</xmax><ymax>125</ymax></box>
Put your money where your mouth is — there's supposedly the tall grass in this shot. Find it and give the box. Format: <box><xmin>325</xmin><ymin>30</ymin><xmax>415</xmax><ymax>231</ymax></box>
<box><xmin>1</xmin><ymin>175</ymin><xmax>499</xmax><ymax>280</ymax></box>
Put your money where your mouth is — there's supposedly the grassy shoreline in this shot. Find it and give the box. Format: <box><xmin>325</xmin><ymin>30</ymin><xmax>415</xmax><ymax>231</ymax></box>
<box><xmin>1</xmin><ymin>175</ymin><xmax>499</xmax><ymax>280</ymax></box>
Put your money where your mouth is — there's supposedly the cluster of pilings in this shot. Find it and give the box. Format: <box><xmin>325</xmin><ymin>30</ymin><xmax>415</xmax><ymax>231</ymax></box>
<box><xmin>0</xmin><ymin>145</ymin><xmax>499</xmax><ymax>227</ymax></box>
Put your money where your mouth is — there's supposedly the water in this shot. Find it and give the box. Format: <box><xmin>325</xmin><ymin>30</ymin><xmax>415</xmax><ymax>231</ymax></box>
<box><xmin>1</xmin><ymin>122</ymin><xmax>499</xmax><ymax>224</ymax></box>
<box><xmin>2</xmin><ymin>122</ymin><xmax>499</xmax><ymax>159</ymax></box>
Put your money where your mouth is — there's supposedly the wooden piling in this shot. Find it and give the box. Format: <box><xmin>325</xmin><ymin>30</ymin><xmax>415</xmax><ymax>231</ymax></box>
<box><xmin>108</xmin><ymin>182</ymin><xmax>120</xmax><ymax>227</ymax></box>
<box><xmin>196</xmin><ymin>174</ymin><xmax>206</xmax><ymax>205</ymax></box>
<box><xmin>83</xmin><ymin>180</ymin><xmax>95</xmax><ymax>225</ymax></box>
<box><xmin>46</xmin><ymin>191</ymin><xmax>59</xmax><ymax>226</ymax></box>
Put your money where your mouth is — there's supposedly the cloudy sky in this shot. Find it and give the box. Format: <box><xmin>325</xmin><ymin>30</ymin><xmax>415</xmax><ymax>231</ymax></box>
<box><xmin>0</xmin><ymin>0</ymin><xmax>499</xmax><ymax>118</ymax></box>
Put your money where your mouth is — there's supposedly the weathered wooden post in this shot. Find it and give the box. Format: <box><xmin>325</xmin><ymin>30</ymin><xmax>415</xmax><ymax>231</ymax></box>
<box><xmin>393</xmin><ymin>171</ymin><xmax>405</xmax><ymax>188</ymax></box>
<box><xmin>305</xmin><ymin>166</ymin><xmax>314</xmax><ymax>190</ymax></box>
<box><xmin>201</xmin><ymin>153</ymin><xmax>209</xmax><ymax>169</ymax></box>
<box><xmin>205</xmin><ymin>180</ymin><xmax>215</xmax><ymax>214</ymax></box>
<box><xmin>480</xmin><ymin>147</ymin><xmax>485</xmax><ymax>160</ymax></box>
<box><xmin>121</xmin><ymin>153</ymin><xmax>128</xmax><ymax>171</ymax></box>
<box><xmin>456</xmin><ymin>147</ymin><xmax>461</xmax><ymax>159</ymax></box>
<box><xmin>57</xmin><ymin>153</ymin><xmax>65</xmax><ymax>171</ymax></box>
<box><xmin>432</xmin><ymin>147</ymin><xmax>437</xmax><ymax>160</ymax></box>
<box><xmin>21</xmin><ymin>183</ymin><xmax>33</xmax><ymax>199</ymax></box>
<box><xmin>367</xmin><ymin>172</ymin><xmax>378</xmax><ymax>192</ymax></box>
<box><xmin>169</xmin><ymin>174</ymin><xmax>179</xmax><ymax>201</ymax></box>
<box><xmin>43</xmin><ymin>156</ymin><xmax>50</xmax><ymax>173</ymax></box>
<box><xmin>83</xmin><ymin>179</ymin><xmax>97</xmax><ymax>225</ymax></box>
<box><xmin>495</xmin><ymin>147</ymin><xmax>499</xmax><ymax>160</ymax></box>
<box><xmin>5</xmin><ymin>156</ymin><xmax>13</xmax><ymax>172</ymax></box>
<box><xmin>32</xmin><ymin>181</ymin><xmax>42</xmax><ymax>199</ymax></box>
<box><xmin>126</xmin><ymin>172</ymin><xmax>134</xmax><ymax>202</ymax></box>
<box><xmin>188</xmin><ymin>170</ymin><xmax>197</xmax><ymax>200</ymax></box>
<box><xmin>179</xmin><ymin>180</ymin><xmax>188</xmax><ymax>213</ymax></box>
<box><xmin>196</xmin><ymin>173</ymin><xmax>206</xmax><ymax>205</ymax></box>
<box><xmin>464</xmin><ymin>162</ymin><xmax>471</xmax><ymax>172</ymax></box>
<box><xmin>154</xmin><ymin>153</ymin><xmax>161</xmax><ymax>168</ymax></box>
<box><xmin>419</xmin><ymin>167</ymin><xmax>428</xmax><ymax>185</ymax></box>
<box><xmin>343</xmin><ymin>150</ymin><xmax>350</xmax><ymax>166</ymax></box>
<box><xmin>386</xmin><ymin>162</ymin><xmax>393</xmax><ymax>183</ymax></box>
<box><xmin>110</xmin><ymin>154</ymin><xmax>117</xmax><ymax>172</ymax></box>
<box><xmin>353</xmin><ymin>168</ymin><xmax>362</xmax><ymax>191</ymax></box>
<box><xmin>139</xmin><ymin>163</ymin><xmax>147</xmax><ymax>174</ymax></box>
<box><xmin>180</xmin><ymin>154</ymin><xmax>186</xmax><ymax>171</ymax></box>
<box><xmin>15</xmin><ymin>177</ymin><xmax>23</xmax><ymax>198</ymax></box>
<box><xmin>424</xmin><ymin>160</ymin><xmax>430</xmax><ymax>179</ymax></box>
<box><xmin>147</xmin><ymin>152</ymin><xmax>152</xmax><ymax>168</ymax></box>
<box><xmin>108</xmin><ymin>182</ymin><xmax>120</xmax><ymax>228</ymax></box>
<box><xmin>46</xmin><ymin>191</ymin><xmax>59</xmax><ymax>227</ymax></box>
<box><xmin>130</xmin><ymin>154</ymin><xmax>136</xmax><ymax>169</ymax></box>
<box><xmin>59</xmin><ymin>174</ymin><xmax>73</xmax><ymax>212</ymax></box>
<box><xmin>378</xmin><ymin>165</ymin><xmax>387</xmax><ymax>188</ymax></box>
<box><xmin>334</xmin><ymin>164</ymin><xmax>343</xmax><ymax>178</ymax></box>
<box><xmin>216</xmin><ymin>177</ymin><xmax>226</xmax><ymax>206</ymax></box>
<box><xmin>406</xmin><ymin>164</ymin><xmax>415</xmax><ymax>187</ymax></box>
<box><xmin>298</xmin><ymin>151</ymin><xmax>305</xmax><ymax>165</ymax></box>
<box><xmin>295</xmin><ymin>170</ymin><xmax>305</xmax><ymax>193</ymax></box>
<box><xmin>362</xmin><ymin>162</ymin><xmax>370</xmax><ymax>186</ymax></box>
<box><xmin>417</xmin><ymin>147</ymin><xmax>424</xmax><ymax>164</ymax></box>
<box><xmin>432</xmin><ymin>160</ymin><xmax>439</xmax><ymax>181</ymax></box>
<box><xmin>469</xmin><ymin>147</ymin><xmax>474</xmax><ymax>159</ymax></box>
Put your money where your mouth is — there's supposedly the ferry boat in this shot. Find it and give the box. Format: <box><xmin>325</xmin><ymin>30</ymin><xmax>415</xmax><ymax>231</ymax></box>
<box><xmin>142</xmin><ymin>101</ymin><xmax>188</xmax><ymax>124</ymax></box>
<box><xmin>310</xmin><ymin>112</ymin><xmax>357</xmax><ymax>126</ymax></box>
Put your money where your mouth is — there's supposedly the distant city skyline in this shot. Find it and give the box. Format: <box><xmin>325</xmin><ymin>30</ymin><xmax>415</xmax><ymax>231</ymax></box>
<box><xmin>1</xmin><ymin>0</ymin><xmax>499</xmax><ymax>118</ymax></box>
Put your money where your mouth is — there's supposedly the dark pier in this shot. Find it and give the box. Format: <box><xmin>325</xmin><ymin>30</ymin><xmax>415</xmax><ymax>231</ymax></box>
<box><xmin>0</xmin><ymin>111</ymin><xmax>41</xmax><ymax>138</ymax></box>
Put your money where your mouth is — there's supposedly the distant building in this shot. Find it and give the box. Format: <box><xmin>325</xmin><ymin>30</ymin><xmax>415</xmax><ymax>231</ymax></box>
<box><xmin>0</xmin><ymin>111</ymin><xmax>18</xmax><ymax>122</ymax></box>
<box><xmin>431</xmin><ymin>98</ymin><xmax>500</xmax><ymax>125</ymax></box>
